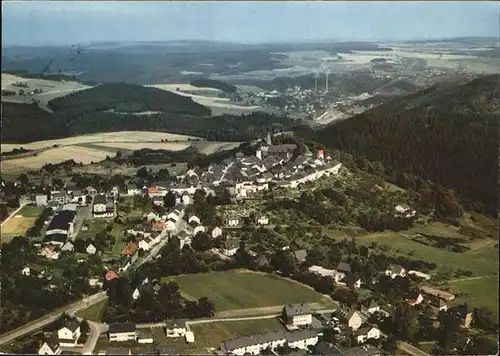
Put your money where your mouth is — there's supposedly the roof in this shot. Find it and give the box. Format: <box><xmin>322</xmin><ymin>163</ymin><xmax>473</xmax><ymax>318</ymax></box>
<box><xmin>137</xmin><ymin>328</ymin><xmax>153</xmax><ymax>339</ymax></box>
<box><xmin>286</xmin><ymin>329</ymin><xmax>318</xmax><ymax>342</ymax></box>
<box><xmin>336</xmin><ymin>345</ymin><xmax>381</xmax><ymax>356</ymax></box>
<box><xmin>44</xmin><ymin>233</ymin><xmax>67</xmax><ymax>243</ymax></box>
<box><xmin>62</xmin><ymin>319</ymin><xmax>80</xmax><ymax>333</ymax></box>
<box><xmin>222</xmin><ymin>331</ymin><xmax>286</xmax><ymax>352</ymax></box>
<box><xmin>42</xmin><ymin>333</ymin><xmax>60</xmax><ymax>353</ymax></box>
<box><xmin>121</xmin><ymin>243</ymin><xmax>138</xmax><ymax>256</ymax></box>
<box><xmin>352</xmin><ymin>326</ymin><xmax>377</xmax><ymax>337</ymax></box>
<box><xmin>389</xmin><ymin>265</ymin><xmax>405</xmax><ymax>274</ymax></box>
<box><xmin>224</xmin><ymin>238</ymin><xmax>240</xmax><ymax>250</ymax></box>
<box><xmin>316</xmin><ymin>341</ymin><xmax>344</xmax><ymax>356</ymax></box>
<box><xmin>165</xmin><ymin>319</ymin><xmax>186</xmax><ymax>329</ymax></box>
<box><xmin>105</xmin><ymin>270</ymin><xmax>119</xmax><ymax>281</ymax></box>
<box><xmin>109</xmin><ymin>322</ymin><xmax>136</xmax><ymax>334</ymax></box>
<box><xmin>336</xmin><ymin>262</ymin><xmax>351</xmax><ymax>273</ymax></box>
<box><xmin>368</xmin><ymin>300</ymin><xmax>379</xmax><ymax>309</ymax></box>
<box><xmin>46</xmin><ymin>210</ymin><xmax>76</xmax><ymax>231</ymax></box>
<box><xmin>293</xmin><ymin>250</ymin><xmax>307</xmax><ymax>262</ymax></box>
<box><xmin>284</xmin><ymin>303</ymin><xmax>310</xmax><ymax>317</ymax></box>
<box><xmin>267</xmin><ymin>144</ymin><xmax>297</xmax><ymax>153</ymax></box>
<box><xmin>93</xmin><ymin>194</ymin><xmax>107</xmax><ymax>204</ymax></box>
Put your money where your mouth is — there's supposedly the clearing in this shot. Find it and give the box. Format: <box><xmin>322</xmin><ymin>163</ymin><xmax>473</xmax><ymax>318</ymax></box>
<box><xmin>163</xmin><ymin>269</ymin><xmax>333</xmax><ymax>315</ymax></box>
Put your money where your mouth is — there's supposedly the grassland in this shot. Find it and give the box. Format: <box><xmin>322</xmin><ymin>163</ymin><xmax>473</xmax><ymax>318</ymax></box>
<box><xmin>1</xmin><ymin>206</ymin><xmax>42</xmax><ymax>243</ymax></box>
<box><xmin>163</xmin><ymin>270</ymin><xmax>332</xmax><ymax>315</ymax></box>
<box><xmin>75</xmin><ymin>299</ymin><xmax>108</xmax><ymax>322</ymax></box>
<box><xmin>16</xmin><ymin>205</ymin><xmax>44</xmax><ymax>217</ymax></box>
<box><xmin>448</xmin><ymin>276</ymin><xmax>499</xmax><ymax>314</ymax></box>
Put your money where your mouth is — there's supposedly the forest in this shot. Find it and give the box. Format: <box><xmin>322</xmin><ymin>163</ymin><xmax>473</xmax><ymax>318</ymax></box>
<box><xmin>190</xmin><ymin>78</ymin><xmax>237</xmax><ymax>92</ymax></box>
<box><xmin>295</xmin><ymin>75</ymin><xmax>499</xmax><ymax>216</ymax></box>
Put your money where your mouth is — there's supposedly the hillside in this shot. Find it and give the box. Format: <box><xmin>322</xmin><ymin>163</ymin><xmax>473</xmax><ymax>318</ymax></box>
<box><xmin>190</xmin><ymin>78</ymin><xmax>237</xmax><ymax>93</ymax></box>
<box><xmin>295</xmin><ymin>75</ymin><xmax>499</xmax><ymax>215</ymax></box>
<box><xmin>47</xmin><ymin>83</ymin><xmax>211</xmax><ymax>116</ymax></box>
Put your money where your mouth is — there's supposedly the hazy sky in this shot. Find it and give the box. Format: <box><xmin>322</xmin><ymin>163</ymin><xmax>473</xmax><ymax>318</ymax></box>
<box><xmin>2</xmin><ymin>1</ymin><xmax>499</xmax><ymax>46</ymax></box>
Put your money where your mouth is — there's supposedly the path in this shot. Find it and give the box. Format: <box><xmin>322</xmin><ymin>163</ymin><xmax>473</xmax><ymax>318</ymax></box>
<box><xmin>0</xmin><ymin>292</ymin><xmax>107</xmax><ymax>346</ymax></box>
<box><xmin>397</xmin><ymin>341</ymin><xmax>431</xmax><ymax>356</ymax></box>
<box><xmin>447</xmin><ymin>275</ymin><xmax>497</xmax><ymax>283</ymax></box>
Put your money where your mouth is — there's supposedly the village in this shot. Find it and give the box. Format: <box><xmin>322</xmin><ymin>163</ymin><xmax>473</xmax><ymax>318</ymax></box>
<box><xmin>0</xmin><ymin>134</ymin><xmax>491</xmax><ymax>356</ymax></box>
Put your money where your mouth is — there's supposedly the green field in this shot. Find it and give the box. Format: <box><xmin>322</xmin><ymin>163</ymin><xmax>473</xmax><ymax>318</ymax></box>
<box><xmin>449</xmin><ymin>276</ymin><xmax>499</xmax><ymax>316</ymax></box>
<box><xmin>75</xmin><ymin>299</ymin><xmax>108</xmax><ymax>322</ymax></box>
<box><xmin>17</xmin><ymin>205</ymin><xmax>43</xmax><ymax>217</ymax></box>
<box><xmin>152</xmin><ymin>318</ymin><xmax>284</xmax><ymax>354</ymax></box>
<box><xmin>163</xmin><ymin>270</ymin><xmax>331</xmax><ymax>313</ymax></box>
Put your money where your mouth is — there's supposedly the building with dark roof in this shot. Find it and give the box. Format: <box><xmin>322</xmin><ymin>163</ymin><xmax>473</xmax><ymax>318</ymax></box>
<box><xmin>282</xmin><ymin>303</ymin><xmax>312</xmax><ymax>327</ymax></box>
<box><xmin>108</xmin><ymin>322</ymin><xmax>136</xmax><ymax>342</ymax></box>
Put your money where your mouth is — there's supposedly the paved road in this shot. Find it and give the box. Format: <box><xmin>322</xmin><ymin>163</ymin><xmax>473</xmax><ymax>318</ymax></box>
<box><xmin>0</xmin><ymin>292</ymin><xmax>107</xmax><ymax>346</ymax></box>
<box><xmin>397</xmin><ymin>341</ymin><xmax>431</xmax><ymax>356</ymax></box>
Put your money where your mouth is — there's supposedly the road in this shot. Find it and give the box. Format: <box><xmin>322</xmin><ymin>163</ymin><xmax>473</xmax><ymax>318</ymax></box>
<box><xmin>0</xmin><ymin>292</ymin><xmax>107</xmax><ymax>346</ymax></box>
<box><xmin>137</xmin><ymin>208</ymin><xmax>185</xmax><ymax>267</ymax></box>
<box><xmin>397</xmin><ymin>341</ymin><xmax>431</xmax><ymax>356</ymax></box>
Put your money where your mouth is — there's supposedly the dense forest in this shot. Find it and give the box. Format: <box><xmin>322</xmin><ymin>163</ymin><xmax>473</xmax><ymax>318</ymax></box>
<box><xmin>190</xmin><ymin>78</ymin><xmax>237</xmax><ymax>93</ymax></box>
<box><xmin>2</xmin><ymin>83</ymin><xmax>295</xmax><ymax>143</ymax></box>
<box><xmin>295</xmin><ymin>75</ymin><xmax>499</xmax><ymax>215</ymax></box>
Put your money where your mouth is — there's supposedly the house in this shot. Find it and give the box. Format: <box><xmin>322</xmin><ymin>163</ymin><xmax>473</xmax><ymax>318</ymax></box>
<box><xmin>105</xmin><ymin>270</ymin><xmax>119</xmax><ymax>281</ymax></box>
<box><xmin>407</xmin><ymin>291</ymin><xmax>424</xmax><ymax>306</ymax></box>
<box><xmin>21</xmin><ymin>265</ymin><xmax>44</xmax><ymax>277</ymax></box>
<box><xmin>185</xmin><ymin>331</ymin><xmax>195</xmax><ymax>343</ymax></box>
<box><xmin>256</xmin><ymin>215</ymin><xmax>269</xmax><ymax>225</ymax></box>
<box><xmin>57</xmin><ymin>320</ymin><xmax>81</xmax><ymax>347</ymax></box>
<box><xmin>38</xmin><ymin>336</ymin><xmax>61</xmax><ymax>355</ymax></box>
<box><xmin>337</xmin><ymin>307</ymin><xmax>363</xmax><ymax>331</ymax></box>
<box><xmin>61</xmin><ymin>241</ymin><xmax>75</xmax><ymax>253</ymax></box>
<box><xmin>132</xmin><ymin>288</ymin><xmax>141</xmax><ymax>301</ymax></box>
<box><xmin>344</xmin><ymin>274</ymin><xmax>362</xmax><ymax>289</ymax></box>
<box><xmin>221</xmin><ymin>331</ymin><xmax>287</xmax><ymax>355</ymax></box>
<box><xmin>336</xmin><ymin>262</ymin><xmax>352</xmax><ymax>274</ymax></box>
<box><xmin>52</xmin><ymin>192</ymin><xmax>67</xmax><ymax>205</ymax></box>
<box><xmin>93</xmin><ymin>195</ymin><xmax>115</xmax><ymax>218</ymax></box>
<box><xmin>394</xmin><ymin>204</ymin><xmax>417</xmax><ymax>218</ymax></box>
<box><xmin>293</xmin><ymin>250</ymin><xmax>307</xmax><ymax>263</ymax></box>
<box><xmin>350</xmin><ymin>326</ymin><xmax>380</xmax><ymax>344</ymax></box>
<box><xmin>419</xmin><ymin>285</ymin><xmax>455</xmax><ymax>301</ymax></box>
<box><xmin>308</xmin><ymin>265</ymin><xmax>336</xmax><ymax>277</ymax></box>
<box><xmin>430</xmin><ymin>299</ymin><xmax>448</xmax><ymax>312</ymax></box>
<box><xmin>152</xmin><ymin>196</ymin><xmax>164</xmax><ymax>207</ymax></box>
<box><xmin>137</xmin><ymin>329</ymin><xmax>154</xmax><ymax>344</ymax></box>
<box><xmin>138</xmin><ymin>237</ymin><xmax>154</xmax><ymax>251</ymax></box>
<box><xmin>126</xmin><ymin>184</ymin><xmax>141</xmax><ymax>196</ymax></box>
<box><xmin>86</xmin><ymin>243</ymin><xmax>97</xmax><ymax>255</ymax></box>
<box><xmin>155</xmin><ymin>345</ymin><xmax>179</xmax><ymax>356</ymax></box>
<box><xmin>145</xmin><ymin>212</ymin><xmax>160</xmax><ymax>222</ymax></box>
<box><xmin>408</xmin><ymin>270</ymin><xmax>431</xmax><ymax>280</ymax></box>
<box><xmin>286</xmin><ymin>330</ymin><xmax>319</xmax><ymax>350</ymax></box>
<box><xmin>165</xmin><ymin>319</ymin><xmax>187</xmax><ymax>337</ymax></box>
<box><xmin>105</xmin><ymin>348</ymin><xmax>132</xmax><ymax>355</ymax></box>
<box><xmin>36</xmin><ymin>194</ymin><xmax>48</xmax><ymax>207</ymax></box>
<box><xmin>88</xmin><ymin>278</ymin><xmax>104</xmax><ymax>288</ymax></box>
<box><xmin>188</xmin><ymin>215</ymin><xmax>201</xmax><ymax>225</ymax></box>
<box><xmin>282</xmin><ymin>303</ymin><xmax>312</xmax><ymax>327</ymax></box>
<box><xmin>181</xmin><ymin>192</ymin><xmax>192</xmax><ymax>205</ymax></box>
<box><xmin>151</xmin><ymin>220</ymin><xmax>166</xmax><ymax>232</ymax></box>
<box><xmin>211</xmin><ymin>226</ymin><xmax>223</xmax><ymax>238</ymax></box>
<box><xmin>222</xmin><ymin>239</ymin><xmax>241</xmax><ymax>257</ymax></box>
<box><xmin>68</xmin><ymin>190</ymin><xmax>86</xmax><ymax>206</ymax></box>
<box><xmin>366</xmin><ymin>300</ymin><xmax>380</xmax><ymax>314</ymax></box>
<box><xmin>39</xmin><ymin>245</ymin><xmax>60</xmax><ymax>260</ymax></box>
<box><xmin>385</xmin><ymin>265</ymin><xmax>406</xmax><ymax>279</ymax></box>
<box><xmin>165</xmin><ymin>219</ymin><xmax>176</xmax><ymax>231</ymax></box>
<box><xmin>167</xmin><ymin>210</ymin><xmax>181</xmax><ymax>222</ymax></box>
<box><xmin>108</xmin><ymin>322</ymin><xmax>137</xmax><ymax>342</ymax></box>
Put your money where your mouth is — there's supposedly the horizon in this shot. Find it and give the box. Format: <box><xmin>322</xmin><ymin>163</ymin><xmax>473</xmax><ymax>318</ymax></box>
<box><xmin>2</xmin><ymin>1</ymin><xmax>499</xmax><ymax>47</ymax></box>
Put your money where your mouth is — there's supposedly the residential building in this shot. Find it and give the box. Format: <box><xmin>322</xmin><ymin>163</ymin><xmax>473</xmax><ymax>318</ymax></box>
<box><xmin>61</xmin><ymin>241</ymin><xmax>75</xmax><ymax>253</ymax></box>
<box><xmin>408</xmin><ymin>270</ymin><xmax>431</xmax><ymax>280</ymax></box>
<box><xmin>394</xmin><ymin>204</ymin><xmax>417</xmax><ymax>218</ymax></box>
<box><xmin>152</xmin><ymin>196</ymin><xmax>164</xmax><ymax>207</ymax></box>
<box><xmin>221</xmin><ymin>331</ymin><xmax>287</xmax><ymax>355</ymax></box>
<box><xmin>366</xmin><ymin>300</ymin><xmax>380</xmax><ymax>314</ymax></box>
<box><xmin>105</xmin><ymin>270</ymin><xmax>119</xmax><ymax>281</ymax></box>
<box><xmin>137</xmin><ymin>329</ymin><xmax>154</xmax><ymax>344</ymax></box>
<box><xmin>286</xmin><ymin>330</ymin><xmax>319</xmax><ymax>349</ymax></box>
<box><xmin>222</xmin><ymin>239</ymin><xmax>241</xmax><ymax>257</ymax></box>
<box><xmin>350</xmin><ymin>326</ymin><xmax>380</xmax><ymax>344</ymax></box>
<box><xmin>165</xmin><ymin>320</ymin><xmax>187</xmax><ymax>338</ymax></box>
<box><xmin>39</xmin><ymin>245</ymin><xmax>60</xmax><ymax>260</ymax></box>
<box><xmin>57</xmin><ymin>320</ymin><xmax>81</xmax><ymax>347</ymax></box>
<box><xmin>282</xmin><ymin>303</ymin><xmax>312</xmax><ymax>327</ymax></box>
<box><xmin>211</xmin><ymin>226</ymin><xmax>223</xmax><ymax>238</ymax></box>
<box><xmin>337</xmin><ymin>308</ymin><xmax>363</xmax><ymax>331</ymax></box>
<box><xmin>193</xmin><ymin>225</ymin><xmax>205</xmax><ymax>235</ymax></box>
<box><xmin>138</xmin><ymin>237</ymin><xmax>154</xmax><ymax>251</ymax></box>
<box><xmin>126</xmin><ymin>184</ymin><xmax>141</xmax><ymax>196</ymax></box>
<box><xmin>256</xmin><ymin>215</ymin><xmax>269</xmax><ymax>225</ymax></box>
<box><xmin>21</xmin><ymin>265</ymin><xmax>45</xmax><ymax>277</ymax></box>
<box><xmin>108</xmin><ymin>322</ymin><xmax>137</xmax><ymax>342</ymax></box>
<box><xmin>308</xmin><ymin>265</ymin><xmax>336</xmax><ymax>277</ymax></box>
<box><xmin>407</xmin><ymin>292</ymin><xmax>424</xmax><ymax>306</ymax></box>
<box><xmin>185</xmin><ymin>331</ymin><xmax>195</xmax><ymax>343</ymax></box>
<box><xmin>181</xmin><ymin>192</ymin><xmax>192</xmax><ymax>205</ymax></box>
<box><xmin>419</xmin><ymin>285</ymin><xmax>455</xmax><ymax>301</ymax></box>
<box><xmin>85</xmin><ymin>186</ymin><xmax>98</xmax><ymax>196</ymax></box>
<box><xmin>154</xmin><ymin>345</ymin><xmax>179</xmax><ymax>355</ymax></box>
<box><xmin>86</xmin><ymin>243</ymin><xmax>97</xmax><ymax>255</ymax></box>
<box><xmin>188</xmin><ymin>215</ymin><xmax>201</xmax><ymax>225</ymax></box>
<box><xmin>93</xmin><ymin>195</ymin><xmax>115</xmax><ymax>218</ymax></box>
<box><xmin>38</xmin><ymin>336</ymin><xmax>61</xmax><ymax>355</ymax></box>
<box><xmin>52</xmin><ymin>192</ymin><xmax>67</xmax><ymax>205</ymax></box>
<box><xmin>226</xmin><ymin>217</ymin><xmax>240</xmax><ymax>227</ymax></box>
<box><xmin>132</xmin><ymin>288</ymin><xmax>141</xmax><ymax>301</ymax></box>
<box><xmin>36</xmin><ymin>195</ymin><xmax>48</xmax><ymax>207</ymax></box>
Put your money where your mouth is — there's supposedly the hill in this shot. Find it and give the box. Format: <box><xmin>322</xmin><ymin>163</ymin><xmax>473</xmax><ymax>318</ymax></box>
<box><xmin>295</xmin><ymin>75</ymin><xmax>499</xmax><ymax>215</ymax></box>
<box><xmin>47</xmin><ymin>83</ymin><xmax>211</xmax><ymax>116</ymax></box>
<box><xmin>190</xmin><ymin>78</ymin><xmax>237</xmax><ymax>93</ymax></box>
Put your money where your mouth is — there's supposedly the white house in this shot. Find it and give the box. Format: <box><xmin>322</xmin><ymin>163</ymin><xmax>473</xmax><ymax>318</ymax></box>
<box><xmin>92</xmin><ymin>194</ymin><xmax>107</xmax><ymax>214</ymax></box>
<box><xmin>165</xmin><ymin>320</ymin><xmax>187</xmax><ymax>338</ymax></box>
<box><xmin>394</xmin><ymin>204</ymin><xmax>417</xmax><ymax>218</ymax></box>
<box><xmin>36</xmin><ymin>195</ymin><xmax>48</xmax><ymax>207</ymax></box>
<box><xmin>181</xmin><ymin>192</ymin><xmax>192</xmax><ymax>205</ymax></box>
<box><xmin>185</xmin><ymin>331</ymin><xmax>195</xmax><ymax>343</ymax></box>
<box><xmin>226</xmin><ymin>217</ymin><xmax>240</xmax><ymax>227</ymax></box>
<box><xmin>408</xmin><ymin>270</ymin><xmax>431</xmax><ymax>280</ymax></box>
<box><xmin>136</xmin><ymin>329</ymin><xmax>153</xmax><ymax>344</ymax></box>
<box><xmin>165</xmin><ymin>219</ymin><xmax>176</xmax><ymax>231</ymax></box>
<box><xmin>385</xmin><ymin>265</ymin><xmax>406</xmax><ymax>279</ymax></box>
<box><xmin>367</xmin><ymin>300</ymin><xmax>380</xmax><ymax>314</ymax></box>
<box><xmin>21</xmin><ymin>265</ymin><xmax>44</xmax><ymax>277</ymax></box>
<box><xmin>108</xmin><ymin>322</ymin><xmax>136</xmax><ymax>342</ymax></box>
<box><xmin>221</xmin><ymin>331</ymin><xmax>287</xmax><ymax>356</ymax></box>
<box><xmin>126</xmin><ymin>185</ymin><xmax>141</xmax><ymax>196</ymax></box>
<box><xmin>256</xmin><ymin>216</ymin><xmax>269</xmax><ymax>225</ymax></box>
<box><xmin>193</xmin><ymin>225</ymin><xmax>206</xmax><ymax>235</ymax></box>
<box><xmin>351</xmin><ymin>326</ymin><xmax>381</xmax><ymax>344</ymax></box>
<box><xmin>211</xmin><ymin>226</ymin><xmax>223</xmax><ymax>238</ymax></box>
<box><xmin>138</xmin><ymin>237</ymin><xmax>153</xmax><ymax>251</ymax></box>
<box><xmin>222</xmin><ymin>239</ymin><xmax>240</xmax><ymax>257</ymax></box>
<box><xmin>407</xmin><ymin>292</ymin><xmax>424</xmax><ymax>306</ymax></box>
<box><xmin>61</xmin><ymin>241</ymin><xmax>75</xmax><ymax>253</ymax></box>
<box><xmin>337</xmin><ymin>308</ymin><xmax>363</xmax><ymax>331</ymax></box>
<box><xmin>282</xmin><ymin>303</ymin><xmax>312</xmax><ymax>327</ymax></box>
<box><xmin>57</xmin><ymin>320</ymin><xmax>81</xmax><ymax>347</ymax></box>
<box><xmin>167</xmin><ymin>210</ymin><xmax>181</xmax><ymax>222</ymax></box>
<box><xmin>86</xmin><ymin>243</ymin><xmax>97</xmax><ymax>255</ymax></box>
<box><xmin>38</xmin><ymin>338</ymin><xmax>61</xmax><ymax>355</ymax></box>
<box><xmin>188</xmin><ymin>215</ymin><xmax>201</xmax><ymax>225</ymax></box>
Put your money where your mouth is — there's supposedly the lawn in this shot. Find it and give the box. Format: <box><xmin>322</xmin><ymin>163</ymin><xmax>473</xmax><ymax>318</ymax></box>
<box><xmin>163</xmin><ymin>270</ymin><xmax>332</xmax><ymax>313</ymax></box>
<box><xmin>449</xmin><ymin>276</ymin><xmax>499</xmax><ymax>316</ymax></box>
<box><xmin>76</xmin><ymin>219</ymin><xmax>108</xmax><ymax>240</ymax></box>
<box><xmin>17</xmin><ymin>205</ymin><xmax>44</xmax><ymax>218</ymax></box>
<box><xmin>75</xmin><ymin>299</ymin><xmax>108</xmax><ymax>322</ymax></box>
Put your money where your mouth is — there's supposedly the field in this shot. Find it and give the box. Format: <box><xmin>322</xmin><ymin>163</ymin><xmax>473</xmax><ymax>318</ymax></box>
<box><xmin>193</xmin><ymin>141</ymin><xmax>241</xmax><ymax>155</ymax></box>
<box><xmin>162</xmin><ymin>270</ymin><xmax>333</xmax><ymax>315</ymax></box>
<box><xmin>94</xmin><ymin>142</ymin><xmax>192</xmax><ymax>151</ymax></box>
<box><xmin>0</xmin><ymin>131</ymin><xmax>202</xmax><ymax>152</ymax></box>
<box><xmin>147</xmin><ymin>83</ymin><xmax>222</xmax><ymax>93</ymax></box>
<box><xmin>448</xmin><ymin>276</ymin><xmax>499</xmax><ymax>314</ymax></box>
<box><xmin>75</xmin><ymin>299</ymin><xmax>108</xmax><ymax>322</ymax></box>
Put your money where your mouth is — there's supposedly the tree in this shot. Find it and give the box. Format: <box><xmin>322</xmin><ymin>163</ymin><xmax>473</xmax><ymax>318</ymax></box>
<box><xmin>18</xmin><ymin>173</ymin><xmax>29</xmax><ymax>186</ymax></box>
<box><xmin>163</xmin><ymin>191</ymin><xmax>177</xmax><ymax>208</ymax></box>
<box><xmin>18</xmin><ymin>89</ymin><xmax>24</xmax><ymax>96</ymax></box>
<box><xmin>270</xmin><ymin>250</ymin><xmax>297</xmax><ymax>277</ymax></box>
<box><xmin>191</xmin><ymin>232</ymin><xmax>212</xmax><ymax>252</ymax></box>
<box><xmin>391</xmin><ymin>302</ymin><xmax>419</xmax><ymax>341</ymax></box>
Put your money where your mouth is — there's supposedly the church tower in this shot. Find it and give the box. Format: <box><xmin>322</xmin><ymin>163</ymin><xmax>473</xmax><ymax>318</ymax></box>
<box><xmin>266</xmin><ymin>132</ymin><xmax>272</xmax><ymax>146</ymax></box>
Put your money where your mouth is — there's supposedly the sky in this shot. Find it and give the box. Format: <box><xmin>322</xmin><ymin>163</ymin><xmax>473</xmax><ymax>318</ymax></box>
<box><xmin>2</xmin><ymin>1</ymin><xmax>499</xmax><ymax>46</ymax></box>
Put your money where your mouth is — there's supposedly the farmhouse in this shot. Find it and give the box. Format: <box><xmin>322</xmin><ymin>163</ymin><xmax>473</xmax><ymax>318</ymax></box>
<box><xmin>349</xmin><ymin>326</ymin><xmax>381</xmax><ymax>344</ymax></box>
<box><xmin>57</xmin><ymin>320</ymin><xmax>81</xmax><ymax>347</ymax></box>
<box><xmin>93</xmin><ymin>194</ymin><xmax>115</xmax><ymax>218</ymax></box>
<box><xmin>282</xmin><ymin>303</ymin><xmax>312</xmax><ymax>327</ymax></box>
<box><xmin>108</xmin><ymin>322</ymin><xmax>137</xmax><ymax>342</ymax></box>
<box><xmin>211</xmin><ymin>226</ymin><xmax>223</xmax><ymax>238</ymax></box>
<box><xmin>222</xmin><ymin>239</ymin><xmax>241</xmax><ymax>257</ymax></box>
<box><xmin>336</xmin><ymin>307</ymin><xmax>363</xmax><ymax>331</ymax></box>
<box><xmin>419</xmin><ymin>285</ymin><xmax>455</xmax><ymax>301</ymax></box>
<box><xmin>406</xmin><ymin>291</ymin><xmax>424</xmax><ymax>306</ymax></box>
<box><xmin>165</xmin><ymin>319</ymin><xmax>187</xmax><ymax>337</ymax></box>
<box><xmin>385</xmin><ymin>265</ymin><xmax>406</xmax><ymax>279</ymax></box>
<box><xmin>52</xmin><ymin>192</ymin><xmax>67</xmax><ymax>205</ymax></box>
